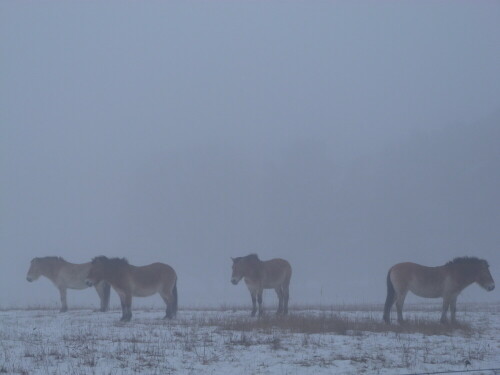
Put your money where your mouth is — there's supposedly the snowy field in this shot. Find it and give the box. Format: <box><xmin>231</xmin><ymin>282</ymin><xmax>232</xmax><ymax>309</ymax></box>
<box><xmin>1</xmin><ymin>303</ymin><xmax>499</xmax><ymax>375</ymax></box>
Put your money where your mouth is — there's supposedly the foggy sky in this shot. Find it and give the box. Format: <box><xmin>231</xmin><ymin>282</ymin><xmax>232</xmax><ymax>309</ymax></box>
<box><xmin>1</xmin><ymin>2</ymin><xmax>499</xmax><ymax>309</ymax></box>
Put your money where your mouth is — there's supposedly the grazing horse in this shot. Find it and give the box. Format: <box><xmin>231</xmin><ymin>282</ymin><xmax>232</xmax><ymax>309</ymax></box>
<box><xmin>85</xmin><ymin>256</ymin><xmax>177</xmax><ymax>322</ymax></box>
<box><xmin>231</xmin><ymin>254</ymin><xmax>292</xmax><ymax>317</ymax></box>
<box><xmin>383</xmin><ymin>257</ymin><xmax>495</xmax><ymax>324</ymax></box>
<box><xmin>26</xmin><ymin>257</ymin><xmax>110</xmax><ymax>312</ymax></box>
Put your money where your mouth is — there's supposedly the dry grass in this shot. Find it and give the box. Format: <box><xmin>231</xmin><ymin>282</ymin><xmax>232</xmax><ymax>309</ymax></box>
<box><xmin>200</xmin><ymin>313</ymin><xmax>474</xmax><ymax>336</ymax></box>
<box><xmin>2</xmin><ymin>301</ymin><xmax>498</xmax><ymax>313</ymax></box>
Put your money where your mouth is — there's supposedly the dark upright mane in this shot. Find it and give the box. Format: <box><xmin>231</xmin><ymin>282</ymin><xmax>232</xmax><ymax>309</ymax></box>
<box><xmin>233</xmin><ymin>254</ymin><xmax>260</xmax><ymax>263</ymax></box>
<box><xmin>243</xmin><ymin>254</ymin><xmax>260</xmax><ymax>262</ymax></box>
<box><xmin>446</xmin><ymin>256</ymin><xmax>489</xmax><ymax>267</ymax></box>
<box><xmin>92</xmin><ymin>256</ymin><xmax>129</xmax><ymax>266</ymax></box>
<box><xmin>36</xmin><ymin>256</ymin><xmax>65</xmax><ymax>262</ymax></box>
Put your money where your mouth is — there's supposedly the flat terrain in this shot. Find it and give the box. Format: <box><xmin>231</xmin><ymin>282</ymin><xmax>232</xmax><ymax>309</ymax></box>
<box><xmin>1</xmin><ymin>303</ymin><xmax>499</xmax><ymax>375</ymax></box>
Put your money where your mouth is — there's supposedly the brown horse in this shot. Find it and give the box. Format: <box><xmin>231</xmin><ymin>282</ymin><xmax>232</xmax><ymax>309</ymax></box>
<box><xmin>231</xmin><ymin>254</ymin><xmax>292</xmax><ymax>317</ymax></box>
<box><xmin>383</xmin><ymin>257</ymin><xmax>495</xmax><ymax>324</ymax></box>
<box><xmin>26</xmin><ymin>257</ymin><xmax>110</xmax><ymax>312</ymax></box>
<box><xmin>85</xmin><ymin>256</ymin><xmax>177</xmax><ymax>322</ymax></box>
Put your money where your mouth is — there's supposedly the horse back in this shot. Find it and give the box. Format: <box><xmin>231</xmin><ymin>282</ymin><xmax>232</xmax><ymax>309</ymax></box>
<box><xmin>390</xmin><ymin>262</ymin><xmax>448</xmax><ymax>298</ymax></box>
<box><xmin>129</xmin><ymin>262</ymin><xmax>177</xmax><ymax>289</ymax></box>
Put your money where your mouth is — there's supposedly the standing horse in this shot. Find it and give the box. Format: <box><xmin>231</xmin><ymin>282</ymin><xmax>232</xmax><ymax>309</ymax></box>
<box><xmin>383</xmin><ymin>257</ymin><xmax>495</xmax><ymax>324</ymax></box>
<box><xmin>85</xmin><ymin>256</ymin><xmax>177</xmax><ymax>322</ymax></box>
<box><xmin>231</xmin><ymin>254</ymin><xmax>292</xmax><ymax>317</ymax></box>
<box><xmin>26</xmin><ymin>257</ymin><xmax>110</xmax><ymax>312</ymax></box>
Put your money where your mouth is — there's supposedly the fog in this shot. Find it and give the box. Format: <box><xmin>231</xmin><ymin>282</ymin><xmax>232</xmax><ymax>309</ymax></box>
<box><xmin>1</xmin><ymin>2</ymin><xmax>499</xmax><ymax>309</ymax></box>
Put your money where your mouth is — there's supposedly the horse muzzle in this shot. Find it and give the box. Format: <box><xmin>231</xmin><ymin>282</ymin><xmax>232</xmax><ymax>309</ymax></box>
<box><xmin>85</xmin><ymin>280</ymin><xmax>94</xmax><ymax>287</ymax></box>
<box><xmin>486</xmin><ymin>284</ymin><xmax>495</xmax><ymax>291</ymax></box>
<box><xmin>231</xmin><ymin>278</ymin><xmax>239</xmax><ymax>285</ymax></box>
<box><xmin>26</xmin><ymin>276</ymin><xmax>33</xmax><ymax>282</ymax></box>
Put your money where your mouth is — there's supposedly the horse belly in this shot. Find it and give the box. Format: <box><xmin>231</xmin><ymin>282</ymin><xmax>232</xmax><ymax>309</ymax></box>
<box><xmin>408</xmin><ymin>282</ymin><xmax>442</xmax><ymax>298</ymax></box>
<box><xmin>262</xmin><ymin>281</ymin><xmax>280</xmax><ymax>289</ymax></box>
<box><xmin>62</xmin><ymin>277</ymin><xmax>88</xmax><ymax>290</ymax></box>
<box><xmin>131</xmin><ymin>284</ymin><xmax>158</xmax><ymax>298</ymax></box>
<box><xmin>67</xmin><ymin>282</ymin><xmax>88</xmax><ymax>290</ymax></box>
<box><xmin>262</xmin><ymin>276</ymin><xmax>286</xmax><ymax>289</ymax></box>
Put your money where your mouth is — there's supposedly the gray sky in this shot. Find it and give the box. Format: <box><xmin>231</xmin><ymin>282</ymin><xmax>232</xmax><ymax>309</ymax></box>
<box><xmin>1</xmin><ymin>2</ymin><xmax>499</xmax><ymax>308</ymax></box>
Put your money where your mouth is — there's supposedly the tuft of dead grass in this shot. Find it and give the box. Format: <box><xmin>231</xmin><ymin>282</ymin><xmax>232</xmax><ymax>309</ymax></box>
<box><xmin>200</xmin><ymin>313</ymin><xmax>474</xmax><ymax>336</ymax></box>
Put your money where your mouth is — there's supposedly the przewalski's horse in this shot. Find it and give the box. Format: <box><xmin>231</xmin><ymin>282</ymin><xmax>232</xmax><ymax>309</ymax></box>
<box><xmin>85</xmin><ymin>256</ymin><xmax>177</xmax><ymax>322</ymax></box>
<box><xmin>383</xmin><ymin>257</ymin><xmax>495</xmax><ymax>324</ymax></box>
<box><xmin>231</xmin><ymin>254</ymin><xmax>292</xmax><ymax>317</ymax></box>
<box><xmin>26</xmin><ymin>257</ymin><xmax>110</xmax><ymax>312</ymax></box>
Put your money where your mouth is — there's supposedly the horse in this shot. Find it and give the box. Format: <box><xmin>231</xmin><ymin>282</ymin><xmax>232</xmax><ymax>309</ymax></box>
<box><xmin>26</xmin><ymin>256</ymin><xmax>110</xmax><ymax>312</ymax></box>
<box><xmin>85</xmin><ymin>256</ymin><xmax>177</xmax><ymax>322</ymax></box>
<box><xmin>383</xmin><ymin>257</ymin><xmax>495</xmax><ymax>324</ymax></box>
<box><xmin>231</xmin><ymin>254</ymin><xmax>292</xmax><ymax>317</ymax></box>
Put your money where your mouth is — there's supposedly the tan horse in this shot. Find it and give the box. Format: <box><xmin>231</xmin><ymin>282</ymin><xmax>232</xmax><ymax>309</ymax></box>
<box><xmin>26</xmin><ymin>257</ymin><xmax>110</xmax><ymax>312</ymax></box>
<box><xmin>85</xmin><ymin>256</ymin><xmax>177</xmax><ymax>322</ymax></box>
<box><xmin>383</xmin><ymin>257</ymin><xmax>495</xmax><ymax>324</ymax></box>
<box><xmin>231</xmin><ymin>254</ymin><xmax>292</xmax><ymax>317</ymax></box>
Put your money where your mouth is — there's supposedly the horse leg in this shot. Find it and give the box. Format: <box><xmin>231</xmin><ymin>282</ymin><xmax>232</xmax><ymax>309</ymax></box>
<box><xmin>450</xmin><ymin>296</ymin><xmax>458</xmax><ymax>324</ymax></box>
<box><xmin>120</xmin><ymin>293</ymin><xmax>132</xmax><ymax>322</ymax></box>
<box><xmin>125</xmin><ymin>294</ymin><xmax>132</xmax><ymax>321</ymax></box>
<box><xmin>383</xmin><ymin>272</ymin><xmax>396</xmax><ymax>324</ymax></box>
<box><xmin>161</xmin><ymin>291</ymin><xmax>175</xmax><ymax>319</ymax></box>
<box><xmin>257</xmin><ymin>289</ymin><xmax>264</xmax><ymax>317</ymax></box>
<box><xmin>58</xmin><ymin>287</ymin><xmax>68</xmax><ymax>312</ymax></box>
<box><xmin>250</xmin><ymin>291</ymin><xmax>257</xmax><ymax>317</ymax></box>
<box><xmin>395</xmin><ymin>292</ymin><xmax>407</xmax><ymax>324</ymax></box>
<box><xmin>119</xmin><ymin>296</ymin><xmax>127</xmax><ymax>321</ymax></box>
<box><xmin>383</xmin><ymin>294</ymin><xmax>396</xmax><ymax>324</ymax></box>
<box><xmin>440</xmin><ymin>296</ymin><xmax>451</xmax><ymax>324</ymax></box>
<box><xmin>95</xmin><ymin>282</ymin><xmax>110</xmax><ymax>312</ymax></box>
<box><xmin>282</xmin><ymin>284</ymin><xmax>290</xmax><ymax>316</ymax></box>
<box><xmin>275</xmin><ymin>287</ymin><xmax>283</xmax><ymax>315</ymax></box>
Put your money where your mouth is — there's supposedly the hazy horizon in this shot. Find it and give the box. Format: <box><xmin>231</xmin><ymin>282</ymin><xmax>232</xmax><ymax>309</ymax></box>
<box><xmin>1</xmin><ymin>2</ymin><xmax>499</xmax><ymax>309</ymax></box>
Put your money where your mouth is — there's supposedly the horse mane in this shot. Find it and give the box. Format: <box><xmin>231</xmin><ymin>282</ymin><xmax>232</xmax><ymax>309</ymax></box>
<box><xmin>92</xmin><ymin>256</ymin><xmax>129</xmax><ymax>266</ymax></box>
<box><xmin>233</xmin><ymin>254</ymin><xmax>261</xmax><ymax>263</ymax></box>
<box><xmin>243</xmin><ymin>254</ymin><xmax>260</xmax><ymax>262</ymax></box>
<box><xmin>35</xmin><ymin>256</ymin><xmax>65</xmax><ymax>262</ymax></box>
<box><xmin>446</xmin><ymin>256</ymin><xmax>489</xmax><ymax>267</ymax></box>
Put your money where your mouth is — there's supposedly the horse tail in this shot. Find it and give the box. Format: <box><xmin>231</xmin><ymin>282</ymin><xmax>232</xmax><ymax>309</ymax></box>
<box><xmin>383</xmin><ymin>269</ymin><xmax>395</xmax><ymax>324</ymax></box>
<box><xmin>171</xmin><ymin>279</ymin><xmax>178</xmax><ymax>317</ymax></box>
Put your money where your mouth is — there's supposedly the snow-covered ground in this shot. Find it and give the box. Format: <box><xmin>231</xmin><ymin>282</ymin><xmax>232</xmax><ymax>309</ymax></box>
<box><xmin>0</xmin><ymin>303</ymin><xmax>499</xmax><ymax>375</ymax></box>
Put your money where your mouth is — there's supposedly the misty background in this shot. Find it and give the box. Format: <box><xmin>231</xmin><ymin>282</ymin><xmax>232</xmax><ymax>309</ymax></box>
<box><xmin>1</xmin><ymin>2</ymin><xmax>499</xmax><ymax>309</ymax></box>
